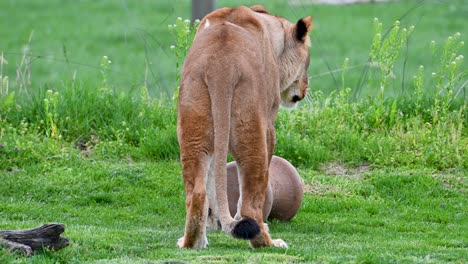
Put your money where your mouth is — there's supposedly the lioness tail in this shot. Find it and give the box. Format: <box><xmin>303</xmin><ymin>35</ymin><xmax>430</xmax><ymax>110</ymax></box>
<box><xmin>231</xmin><ymin>218</ymin><xmax>260</xmax><ymax>239</ymax></box>
<box><xmin>207</xmin><ymin>60</ymin><xmax>261</xmax><ymax>241</ymax></box>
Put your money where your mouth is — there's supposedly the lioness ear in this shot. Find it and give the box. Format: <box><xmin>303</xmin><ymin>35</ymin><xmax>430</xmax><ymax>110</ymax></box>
<box><xmin>295</xmin><ymin>16</ymin><xmax>313</xmax><ymax>42</ymax></box>
<box><xmin>250</xmin><ymin>5</ymin><xmax>269</xmax><ymax>14</ymax></box>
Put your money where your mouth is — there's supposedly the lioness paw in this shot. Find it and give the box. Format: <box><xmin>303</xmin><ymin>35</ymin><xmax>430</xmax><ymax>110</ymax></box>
<box><xmin>176</xmin><ymin>236</ymin><xmax>209</xmax><ymax>249</ymax></box>
<box><xmin>176</xmin><ymin>237</ymin><xmax>185</xmax><ymax>248</ymax></box>
<box><xmin>272</xmin><ymin>239</ymin><xmax>288</xmax><ymax>248</ymax></box>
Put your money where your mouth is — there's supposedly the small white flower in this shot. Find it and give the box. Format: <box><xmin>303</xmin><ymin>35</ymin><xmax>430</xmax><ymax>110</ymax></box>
<box><xmin>184</xmin><ymin>19</ymin><xmax>191</xmax><ymax>23</ymax></box>
<box><xmin>170</xmin><ymin>45</ymin><xmax>176</xmax><ymax>49</ymax></box>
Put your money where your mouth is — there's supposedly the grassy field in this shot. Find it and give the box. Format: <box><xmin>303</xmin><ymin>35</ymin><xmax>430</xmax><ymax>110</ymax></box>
<box><xmin>0</xmin><ymin>156</ymin><xmax>466</xmax><ymax>263</ymax></box>
<box><xmin>1</xmin><ymin>0</ymin><xmax>467</xmax><ymax>263</ymax></box>
<box><xmin>1</xmin><ymin>0</ymin><xmax>466</xmax><ymax>97</ymax></box>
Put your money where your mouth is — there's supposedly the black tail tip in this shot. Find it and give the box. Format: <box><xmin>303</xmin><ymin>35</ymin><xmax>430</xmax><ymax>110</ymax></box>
<box><xmin>231</xmin><ymin>218</ymin><xmax>260</xmax><ymax>240</ymax></box>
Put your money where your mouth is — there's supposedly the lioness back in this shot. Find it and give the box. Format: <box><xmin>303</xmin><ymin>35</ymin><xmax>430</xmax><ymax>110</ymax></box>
<box><xmin>181</xmin><ymin>6</ymin><xmax>279</xmax><ymax>107</ymax></box>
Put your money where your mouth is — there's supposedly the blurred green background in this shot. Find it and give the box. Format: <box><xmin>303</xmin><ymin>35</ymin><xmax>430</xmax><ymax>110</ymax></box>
<box><xmin>0</xmin><ymin>0</ymin><xmax>466</xmax><ymax>99</ymax></box>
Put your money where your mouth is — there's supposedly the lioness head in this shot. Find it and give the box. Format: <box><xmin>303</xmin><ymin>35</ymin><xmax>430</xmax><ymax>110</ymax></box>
<box><xmin>278</xmin><ymin>16</ymin><xmax>312</xmax><ymax>108</ymax></box>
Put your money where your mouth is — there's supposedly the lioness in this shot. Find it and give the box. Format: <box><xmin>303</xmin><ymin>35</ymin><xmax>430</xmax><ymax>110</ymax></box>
<box><xmin>177</xmin><ymin>5</ymin><xmax>312</xmax><ymax>249</ymax></box>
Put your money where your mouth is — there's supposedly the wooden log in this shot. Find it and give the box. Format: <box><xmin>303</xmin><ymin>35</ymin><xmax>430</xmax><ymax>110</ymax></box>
<box><xmin>0</xmin><ymin>238</ymin><xmax>33</xmax><ymax>256</ymax></box>
<box><xmin>0</xmin><ymin>223</ymin><xmax>69</xmax><ymax>255</ymax></box>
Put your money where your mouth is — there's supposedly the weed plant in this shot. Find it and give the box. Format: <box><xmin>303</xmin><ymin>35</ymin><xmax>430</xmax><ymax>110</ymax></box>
<box><xmin>276</xmin><ymin>27</ymin><xmax>466</xmax><ymax>170</ymax></box>
<box><xmin>1</xmin><ymin>18</ymin><xmax>466</xmax><ymax>172</ymax></box>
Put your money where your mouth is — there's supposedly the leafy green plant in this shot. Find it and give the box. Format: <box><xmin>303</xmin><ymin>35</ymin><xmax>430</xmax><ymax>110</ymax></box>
<box><xmin>430</xmin><ymin>32</ymin><xmax>466</xmax><ymax>124</ymax></box>
<box><xmin>0</xmin><ymin>53</ymin><xmax>15</xmax><ymax>113</ymax></box>
<box><xmin>275</xmin><ymin>17</ymin><xmax>466</xmax><ymax>170</ymax></box>
<box><xmin>168</xmin><ymin>17</ymin><xmax>200</xmax><ymax>101</ymax></box>
<box><xmin>368</xmin><ymin>18</ymin><xmax>415</xmax><ymax>128</ymax></box>
<box><xmin>43</xmin><ymin>89</ymin><xmax>61</xmax><ymax>139</ymax></box>
<box><xmin>412</xmin><ymin>65</ymin><xmax>425</xmax><ymax>115</ymax></box>
<box><xmin>99</xmin><ymin>55</ymin><xmax>112</xmax><ymax>93</ymax></box>
<box><xmin>370</xmin><ymin>19</ymin><xmax>414</xmax><ymax>98</ymax></box>
<box><xmin>341</xmin><ymin>57</ymin><xmax>350</xmax><ymax>91</ymax></box>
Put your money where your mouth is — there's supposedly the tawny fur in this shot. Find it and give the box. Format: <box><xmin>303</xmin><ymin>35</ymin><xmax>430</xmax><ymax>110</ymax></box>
<box><xmin>177</xmin><ymin>5</ymin><xmax>312</xmax><ymax>249</ymax></box>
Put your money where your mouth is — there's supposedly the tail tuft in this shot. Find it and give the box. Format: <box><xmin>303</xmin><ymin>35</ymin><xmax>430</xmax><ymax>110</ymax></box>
<box><xmin>231</xmin><ymin>218</ymin><xmax>260</xmax><ymax>240</ymax></box>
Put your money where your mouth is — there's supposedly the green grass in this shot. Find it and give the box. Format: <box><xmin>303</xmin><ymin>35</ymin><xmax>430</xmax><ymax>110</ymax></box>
<box><xmin>0</xmin><ymin>155</ymin><xmax>466</xmax><ymax>263</ymax></box>
<box><xmin>0</xmin><ymin>84</ymin><xmax>466</xmax><ymax>262</ymax></box>
<box><xmin>0</xmin><ymin>0</ymin><xmax>190</xmax><ymax>97</ymax></box>
<box><xmin>0</xmin><ymin>0</ymin><xmax>467</xmax><ymax>263</ymax></box>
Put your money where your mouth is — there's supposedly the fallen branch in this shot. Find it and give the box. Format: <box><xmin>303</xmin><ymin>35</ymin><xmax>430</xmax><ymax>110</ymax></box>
<box><xmin>0</xmin><ymin>223</ymin><xmax>69</xmax><ymax>256</ymax></box>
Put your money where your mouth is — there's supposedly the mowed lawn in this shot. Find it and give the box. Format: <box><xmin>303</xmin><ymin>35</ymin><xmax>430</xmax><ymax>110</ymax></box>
<box><xmin>1</xmin><ymin>156</ymin><xmax>466</xmax><ymax>263</ymax></box>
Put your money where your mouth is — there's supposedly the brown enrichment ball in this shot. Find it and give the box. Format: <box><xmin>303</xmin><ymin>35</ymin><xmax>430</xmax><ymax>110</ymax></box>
<box><xmin>226</xmin><ymin>161</ymin><xmax>273</xmax><ymax>220</ymax></box>
<box><xmin>268</xmin><ymin>156</ymin><xmax>303</xmax><ymax>221</ymax></box>
<box><xmin>226</xmin><ymin>156</ymin><xmax>303</xmax><ymax>221</ymax></box>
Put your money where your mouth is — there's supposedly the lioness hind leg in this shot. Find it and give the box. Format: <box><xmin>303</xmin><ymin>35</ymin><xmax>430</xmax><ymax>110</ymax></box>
<box><xmin>230</xmin><ymin>131</ymin><xmax>273</xmax><ymax>247</ymax></box>
<box><xmin>237</xmin><ymin>160</ymin><xmax>280</xmax><ymax>248</ymax></box>
<box><xmin>177</xmin><ymin>81</ymin><xmax>214</xmax><ymax>249</ymax></box>
<box><xmin>250</xmin><ymin>126</ymin><xmax>287</xmax><ymax>248</ymax></box>
<box><xmin>178</xmin><ymin>158</ymin><xmax>210</xmax><ymax>249</ymax></box>
<box><xmin>206</xmin><ymin>162</ymin><xmax>221</xmax><ymax>230</ymax></box>
<box><xmin>238</xmin><ymin>161</ymin><xmax>275</xmax><ymax>248</ymax></box>
<box><xmin>232</xmin><ymin>124</ymin><xmax>287</xmax><ymax>248</ymax></box>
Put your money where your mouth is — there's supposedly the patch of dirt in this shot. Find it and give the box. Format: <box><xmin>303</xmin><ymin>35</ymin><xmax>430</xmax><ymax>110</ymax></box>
<box><xmin>303</xmin><ymin>181</ymin><xmax>338</xmax><ymax>195</ymax></box>
<box><xmin>6</xmin><ymin>167</ymin><xmax>25</xmax><ymax>174</ymax></box>
<box><xmin>75</xmin><ymin>135</ymin><xmax>99</xmax><ymax>157</ymax></box>
<box><xmin>303</xmin><ymin>162</ymin><xmax>370</xmax><ymax>195</ymax></box>
<box><xmin>320</xmin><ymin>162</ymin><xmax>370</xmax><ymax>179</ymax></box>
<box><xmin>432</xmin><ymin>173</ymin><xmax>466</xmax><ymax>190</ymax></box>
